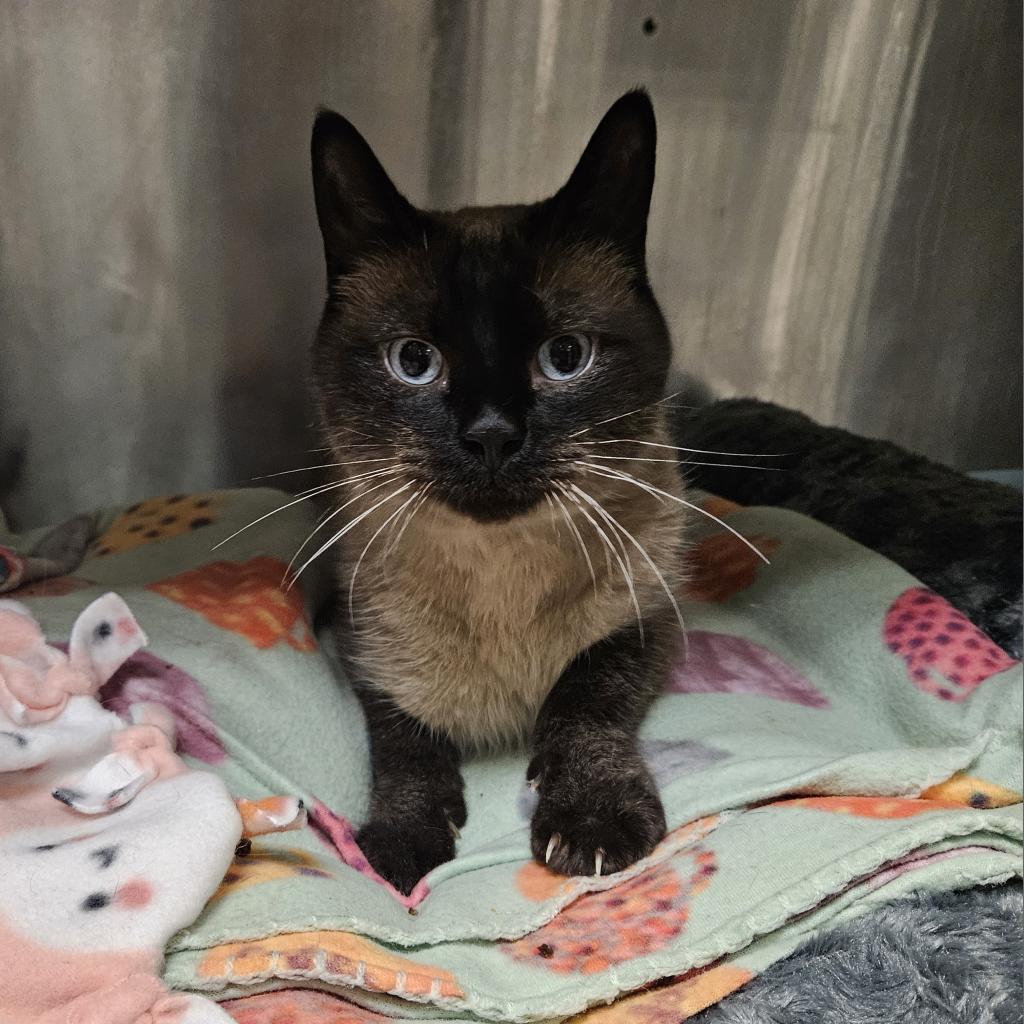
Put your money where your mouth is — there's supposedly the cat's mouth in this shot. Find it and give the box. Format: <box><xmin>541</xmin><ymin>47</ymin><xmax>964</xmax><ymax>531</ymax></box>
<box><xmin>437</xmin><ymin>475</ymin><xmax>551</xmax><ymax>523</ymax></box>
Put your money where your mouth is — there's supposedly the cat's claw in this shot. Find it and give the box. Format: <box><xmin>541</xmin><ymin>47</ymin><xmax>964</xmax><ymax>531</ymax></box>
<box><xmin>448</xmin><ymin>818</ymin><xmax>461</xmax><ymax>840</ymax></box>
<box><xmin>545</xmin><ymin>833</ymin><xmax>561</xmax><ymax>864</ymax></box>
<box><xmin>529</xmin><ymin>750</ymin><xmax>666</xmax><ymax>877</ymax></box>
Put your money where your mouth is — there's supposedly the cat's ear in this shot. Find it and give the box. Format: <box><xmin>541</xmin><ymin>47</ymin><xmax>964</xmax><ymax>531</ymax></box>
<box><xmin>551</xmin><ymin>89</ymin><xmax>657</xmax><ymax>263</ymax></box>
<box><xmin>311</xmin><ymin>109</ymin><xmax>418</xmax><ymax>277</ymax></box>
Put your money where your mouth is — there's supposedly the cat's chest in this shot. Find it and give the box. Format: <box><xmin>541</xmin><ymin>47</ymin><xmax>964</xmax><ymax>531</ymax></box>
<box><xmin>342</xmin><ymin>507</ymin><xmax>629</xmax><ymax>747</ymax></box>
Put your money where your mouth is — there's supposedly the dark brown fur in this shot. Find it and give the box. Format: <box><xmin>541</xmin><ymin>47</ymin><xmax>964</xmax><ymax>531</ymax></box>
<box><xmin>310</xmin><ymin>91</ymin><xmax>685</xmax><ymax>892</ymax></box>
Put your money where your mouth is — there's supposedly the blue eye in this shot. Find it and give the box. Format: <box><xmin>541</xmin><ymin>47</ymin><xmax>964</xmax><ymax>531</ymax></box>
<box><xmin>386</xmin><ymin>338</ymin><xmax>443</xmax><ymax>385</ymax></box>
<box><xmin>538</xmin><ymin>334</ymin><xmax>594</xmax><ymax>381</ymax></box>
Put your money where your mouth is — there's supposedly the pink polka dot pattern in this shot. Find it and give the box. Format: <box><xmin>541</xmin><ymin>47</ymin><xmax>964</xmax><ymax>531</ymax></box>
<box><xmin>883</xmin><ymin>588</ymin><xmax>1018</xmax><ymax>701</ymax></box>
<box><xmin>502</xmin><ymin>845</ymin><xmax>716</xmax><ymax>975</ymax></box>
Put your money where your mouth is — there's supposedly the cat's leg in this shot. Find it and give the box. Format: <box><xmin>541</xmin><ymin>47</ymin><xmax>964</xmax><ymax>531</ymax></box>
<box><xmin>355</xmin><ymin>686</ymin><xmax>467</xmax><ymax>894</ymax></box>
<box><xmin>529</xmin><ymin>616</ymin><xmax>670</xmax><ymax>876</ymax></box>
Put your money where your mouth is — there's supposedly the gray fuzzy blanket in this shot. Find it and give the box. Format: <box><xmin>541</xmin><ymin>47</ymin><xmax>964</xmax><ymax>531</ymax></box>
<box><xmin>695</xmin><ymin>828</ymin><xmax>1022</xmax><ymax>1024</ymax></box>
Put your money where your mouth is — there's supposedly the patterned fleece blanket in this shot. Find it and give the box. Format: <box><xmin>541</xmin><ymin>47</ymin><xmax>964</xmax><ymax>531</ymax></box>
<box><xmin>0</xmin><ymin>487</ymin><xmax>1020</xmax><ymax>1024</ymax></box>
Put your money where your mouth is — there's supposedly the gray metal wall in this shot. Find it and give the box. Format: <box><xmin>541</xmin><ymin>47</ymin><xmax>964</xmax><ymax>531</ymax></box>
<box><xmin>1</xmin><ymin>0</ymin><xmax>1020</xmax><ymax>529</ymax></box>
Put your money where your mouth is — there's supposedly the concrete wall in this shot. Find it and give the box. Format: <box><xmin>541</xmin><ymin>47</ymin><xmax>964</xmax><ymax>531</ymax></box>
<box><xmin>1</xmin><ymin>0</ymin><xmax>1019</xmax><ymax>527</ymax></box>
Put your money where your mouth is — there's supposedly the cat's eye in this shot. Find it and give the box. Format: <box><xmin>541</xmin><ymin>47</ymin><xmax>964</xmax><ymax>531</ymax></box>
<box><xmin>385</xmin><ymin>338</ymin><xmax>443</xmax><ymax>386</ymax></box>
<box><xmin>537</xmin><ymin>334</ymin><xmax>594</xmax><ymax>382</ymax></box>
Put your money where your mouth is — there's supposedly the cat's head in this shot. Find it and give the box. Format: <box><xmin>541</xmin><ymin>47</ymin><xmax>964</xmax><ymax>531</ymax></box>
<box><xmin>310</xmin><ymin>90</ymin><xmax>671</xmax><ymax>523</ymax></box>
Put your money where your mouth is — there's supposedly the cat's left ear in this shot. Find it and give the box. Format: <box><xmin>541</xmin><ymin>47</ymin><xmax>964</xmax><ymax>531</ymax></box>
<box><xmin>550</xmin><ymin>89</ymin><xmax>657</xmax><ymax>263</ymax></box>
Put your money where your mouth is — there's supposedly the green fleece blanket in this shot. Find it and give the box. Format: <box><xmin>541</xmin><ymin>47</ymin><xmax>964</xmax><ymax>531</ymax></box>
<box><xmin>2</xmin><ymin>487</ymin><xmax>1020</xmax><ymax>1023</ymax></box>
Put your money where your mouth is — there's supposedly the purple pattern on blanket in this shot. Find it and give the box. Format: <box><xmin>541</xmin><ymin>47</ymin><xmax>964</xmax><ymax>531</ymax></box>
<box><xmin>668</xmin><ymin>631</ymin><xmax>830</xmax><ymax>709</ymax></box>
<box><xmin>643</xmin><ymin>738</ymin><xmax>730</xmax><ymax>784</ymax></box>
<box><xmin>307</xmin><ymin>800</ymin><xmax>431</xmax><ymax>909</ymax></box>
<box><xmin>98</xmin><ymin>650</ymin><xmax>226</xmax><ymax>763</ymax></box>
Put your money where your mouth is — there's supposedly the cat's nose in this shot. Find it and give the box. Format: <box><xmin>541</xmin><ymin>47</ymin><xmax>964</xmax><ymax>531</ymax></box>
<box><xmin>460</xmin><ymin>408</ymin><xmax>525</xmax><ymax>473</ymax></box>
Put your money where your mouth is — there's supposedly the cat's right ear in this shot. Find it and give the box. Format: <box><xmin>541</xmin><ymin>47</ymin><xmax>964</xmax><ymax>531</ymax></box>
<box><xmin>311</xmin><ymin>110</ymin><xmax>418</xmax><ymax>278</ymax></box>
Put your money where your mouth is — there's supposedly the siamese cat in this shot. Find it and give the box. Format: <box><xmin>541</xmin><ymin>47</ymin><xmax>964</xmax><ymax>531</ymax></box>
<box><xmin>310</xmin><ymin>90</ymin><xmax>686</xmax><ymax>893</ymax></box>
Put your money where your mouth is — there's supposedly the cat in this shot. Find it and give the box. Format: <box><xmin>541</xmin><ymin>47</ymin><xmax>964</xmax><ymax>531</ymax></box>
<box><xmin>309</xmin><ymin>90</ymin><xmax>688</xmax><ymax>894</ymax></box>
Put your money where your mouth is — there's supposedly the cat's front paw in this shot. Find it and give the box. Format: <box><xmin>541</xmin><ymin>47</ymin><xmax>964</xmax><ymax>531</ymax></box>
<box><xmin>529</xmin><ymin>749</ymin><xmax>666</xmax><ymax>877</ymax></box>
<box><xmin>357</xmin><ymin>815</ymin><xmax>457</xmax><ymax>895</ymax></box>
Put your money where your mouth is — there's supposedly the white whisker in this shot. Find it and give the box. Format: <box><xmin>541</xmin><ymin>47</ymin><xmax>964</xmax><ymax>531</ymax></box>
<box><xmin>348</xmin><ymin>488</ymin><xmax>424</xmax><ymax>625</ymax></box>
<box><xmin>578</xmin><ymin>438</ymin><xmax>787</xmax><ymax>459</ymax></box>
<box><xmin>581</xmin><ymin>462</ymin><xmax>667</xmax><ymax>506</ymax></box>
<box><xmin>550</xmin><ymin>490</ymin><xmax>598</xmax><ymax>597</ymax></box>
<box><xmin>557</xmin><ymin>482</ymin><xmax>643</xmax><ymax>643</ymax></box>
<box><xmin>333</xmin><ymin>425</ymin><xmax>379</xmax><ymax>441</ymax></box>
<box><xmin>309</xmin><ymin>443</ymin><xmax>386</xmax><ymax>451</ymax></box>
<box><xmin>212</xmin><ymin>478</ymin><xmax>349</xmax><ymax>551</ymax></box>
<box><xmin>581</xmin><ymin>455</ymin><xmax>782</xmax><ymax>471</ymax></box>
<box><xmin>281</xmin><ymin>502</ymin><xmax>341</xmax><ymax>583</ymax></box>
<box><xmin>284</xmin><ymin>470</ymin><xmax>408</xmax><ymax>579</ymax></box>
<box><xmin>253</xmin><ymin>457</ymin><xmax>400</xmax><ymax>480</ymax></box>
<box><xmin>383</xmin><ymin>483</ymin><xmax>434</xmax><ymax>561</ymax></box>
<box><xmin>566</xmin><ymin>482</ymin><xmax>631</xmax><ymax>569</ymax></box>
<box><xmin>286</xmin><ymin>463</ymin><xmax>403</xmax><ymax>499</ymax></box>
<box><xmin>569</xmin><ymin>482</ymin><xmax>686</xmax><ymax>636</ymax></box>
<box><xmin>543</xmin><ymin>493</ymin><xmax>563</xmax><ymax>541</ymax></box>
<box><xmin>578</xmin><ymin>461</ymin><xmax>771</xmax><ymax>564</ymax></box>
<box><xmin>288</xmin><ymin>481</ymin><xmax>414</xmax><ymax>586</ymax></box>
<box><xmin>570</xmin><ymin>391</ymin><xmax>681</xmax><ymax>438</ymax></box>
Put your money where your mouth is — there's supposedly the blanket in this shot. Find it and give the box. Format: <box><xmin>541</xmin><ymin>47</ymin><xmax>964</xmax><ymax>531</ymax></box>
<box><xmin>1</xmin><ymin>487</ymin><xmax>1020</xmax><ymax>1024</ymax></box>
<box><xmin>0</xmin><ymin>592</ymin><xmax>242</xmax><ymax>1023</ymax></box>
<box><xmin>0</xmin><ymin>587</ymin><xmax>311</xmax><ymax>1024</ymax></box>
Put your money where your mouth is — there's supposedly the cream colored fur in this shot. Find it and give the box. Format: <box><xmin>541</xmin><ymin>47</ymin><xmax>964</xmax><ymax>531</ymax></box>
<box><xmin>336</xmin><ymin>442</ymin><xmax>685</xmax><ymax>750</ymax></box>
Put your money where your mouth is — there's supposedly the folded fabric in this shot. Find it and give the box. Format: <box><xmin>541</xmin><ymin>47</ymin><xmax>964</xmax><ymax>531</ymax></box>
<box><xmin>0</xmin><ymin>593</ymin><xmax>242</xmax><ymax>1023</ymax></box>
<box><xmin>0</xmin><ymin>590</ymin><xmax>307</xmax><ymax>1024</ymax></box>
<box><xmin>0</xmin><ymin>514</ymin><xmax>93</xmax><ymax>595</ymax></box>
<box><xmin>1</xmin><ymin>488</ymin><xmax>1020</xmax><ymax>1024</ymax></box>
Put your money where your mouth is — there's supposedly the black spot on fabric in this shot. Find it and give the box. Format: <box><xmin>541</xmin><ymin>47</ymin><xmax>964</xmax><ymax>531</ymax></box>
<box><xmin>81</xmin><ymin>892</ymin><xmax>110</xmax><ymax>911</ymax></box>
<box><xmin>194</xmin><ymin>499</ymin><xmax>211</xmax><ymax>508</ymax></box>
<box><xmin>160</xmin><ymin>515</ymin><xmax>177</xmax><ymax>526</ymax></box>
<box><xmin>128</xmin><ymin>524</ymin><xmax>143</xmax><ymax>533</ymax></box>
<box><xmin>190</xmin><ymin>517</ymin><xmax>213</xmax><ymax>529</ymax></box>
<box><xmin>93</xmin><ymin>621</ymin><xmax>112</xmax><ymax>641</ymax></box>
<box><xmin>0</xmin><ymin>730</ymin><xmax>27</xmax><ymax>748</ymax></box>
<box><xmin>642</xmin><ymin>16</ymin><xmax>657</xmax><ymax>35</ymax></box>
<box><xmin>144</xmin><ymin>529</ymin><xmax>160</xmax><ymax>539</ymax></box>
<box><xmin>167</xmin><ymin>495</ymin><xmax>185</xmax><ymax>504</ymax></box>
<box><xmin>969</xmin><ymin>792</ymin><xmax>991</xmax><ymax>808</ymax></box>
<box><xmin>537</xmin><ymin>943</ymin><xmax>555</xmax><ymax>959</ymax></box>
<box><xmin>90</xmin><ymin>845</ymin><xmax>119</xmax><ymax>869</ymax></box>
<box><xmin>127</xmin><ymin>503</ymin><xmax>141</xmax><ymax>513</ymax></box>
<box><xmin>34</xmin><ymin>842</ymin><xmax>60</xmax><ymax>852</ymax></box>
